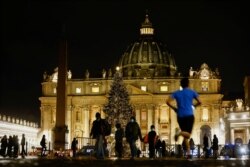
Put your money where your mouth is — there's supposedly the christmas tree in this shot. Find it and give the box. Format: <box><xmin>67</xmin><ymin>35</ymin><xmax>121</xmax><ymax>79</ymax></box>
<box><xmin>103</xmin><ymin>70</ymin><xmax>134</xmax><ymax>128</ymax></box>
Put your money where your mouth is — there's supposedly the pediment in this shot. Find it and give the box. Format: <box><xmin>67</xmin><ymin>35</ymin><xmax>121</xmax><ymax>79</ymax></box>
<box><xmin>126</xmin><ymin>84</ymin><xmax>153</xmax><ymax>96</ymax></box>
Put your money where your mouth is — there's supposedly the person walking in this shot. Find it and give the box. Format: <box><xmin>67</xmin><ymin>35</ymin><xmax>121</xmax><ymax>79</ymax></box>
<box><xmin>147</xmin><ymin>125</ymin><xmax>157</xmax><ymax>159</ymax></box>
<box><xmin>212</xmin><ymin>134</ymin><xmax>219</xmax><ymax>159</ymax></box>
<box><xmin>166</xmin><ymin>77</ymin><xmax>201</xmax><ymax>159</ymax></box>
<box><xmin>21</xmin><ymin>134</ymin><xmax>26</xmax><ymax>158</ymax></box>
<box><xmin>90</xmin><ymin>112</ymin><xmax>105</xmax><ymax>159</ymax></box>
<box><xmin>71</xmin><ymin>137</ymin><xmax>78</xmax><ymax>158</ymax></box>
<box><xmin>40</xmin><ymin>135</ymin><xmax>46</xmax><ymax>157</ymax></box>
<box><xmin>125</xmin><ymin>116</ymin><xmax>143</xmax><ymax>160</ymax></box>
<box><xmin>115</xmin><ymin>123</ymin><xmax>124</xmax><ymax>158</ymax></box>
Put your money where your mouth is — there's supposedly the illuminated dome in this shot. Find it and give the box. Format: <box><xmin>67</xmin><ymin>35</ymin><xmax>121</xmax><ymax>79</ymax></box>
<box><xmin>119</xmin><ymin>14</ymin><xmax>177</xmax><ymax>78</ymax></box>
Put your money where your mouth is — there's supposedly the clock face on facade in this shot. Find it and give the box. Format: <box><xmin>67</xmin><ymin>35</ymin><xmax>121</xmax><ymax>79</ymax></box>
<box><xmin>200</xmin><ymin>68</ymin><xmax>210</xmax><ymax>79</ymax></box>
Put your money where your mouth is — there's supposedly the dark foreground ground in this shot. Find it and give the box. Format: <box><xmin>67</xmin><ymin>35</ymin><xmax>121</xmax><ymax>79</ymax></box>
<box><xmin>1</xmin><ymin>156</ymin><xmax>250</xmax><ymax>167</ymax></box>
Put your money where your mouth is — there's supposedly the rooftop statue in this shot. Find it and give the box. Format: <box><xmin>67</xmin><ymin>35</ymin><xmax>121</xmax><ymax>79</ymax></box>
<box><xmin>85</xmin><ymin>69</ymin><xmax>89</xmax><ymax>80</ymax></box>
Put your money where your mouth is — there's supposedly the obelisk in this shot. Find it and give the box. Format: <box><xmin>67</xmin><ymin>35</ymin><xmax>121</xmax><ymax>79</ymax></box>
<box><xmin>53</xmin><ymin>24</ymin><xmax>68</xmax><ymax>150</ymax></box>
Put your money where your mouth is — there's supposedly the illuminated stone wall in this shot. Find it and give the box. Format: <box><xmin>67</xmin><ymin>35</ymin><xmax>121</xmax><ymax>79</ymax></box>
<box><xmin>39</xmin><ymin>64</ymin><xmax>230</xmax><ymax>149</ymax></box>
<box><xmin>0</xmin><ymin>115</ymin><xmax>40</xmax><ymax>152</ymax></box>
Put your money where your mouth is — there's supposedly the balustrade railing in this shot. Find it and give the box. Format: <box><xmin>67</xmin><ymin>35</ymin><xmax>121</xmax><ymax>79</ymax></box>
<box><xmin>75</xmin><ymin>137</ymin><xmax>250</xmax><ymax>158</ymax></box>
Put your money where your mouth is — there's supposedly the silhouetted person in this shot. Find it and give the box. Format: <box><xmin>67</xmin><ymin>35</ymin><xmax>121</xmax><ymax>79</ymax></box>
<box><xmin>166</xmin><ymin>77</ymin><xmax>201</xmax><ymax>159</ymax></box>
<box><xmin>90</xmin><ymin>112</ymin><xmax>105</xmax><ymax>159</ymax></box>
<box><xmin>40</xmin><ymin>135</ymin><xmax>46</xmax><ymax>157</ymax></box>
<box><xmin>155</xmin><ymin>137</ymin><xmax>162</xmax><ymax>158</ymax></box>
<box><xmin>148</xmin><ymin>125</ymin><xmax>157</xmax><ymax>159</ymax></box>
<box><xmin>248</xmin><ymin>139</ymin><xmax>250</xmax><ymax>156</ymax></box>
<box><xmin>125</xmin><ymin>116</ymin><xmax>143</xmax><ymax>159</ymax></box>
<box><xmin>21</xmin><ymin>134</ymin><xmax>26</xmax><ymax>158</ymax></box>
<box><xmin>161</xmin><ymin>140</ymin><xmax>166</xmax><ymax>157</ymax></box>
<box><xmin>13</xmin><ymin>135</ymin><xmax>19</xmax><ymax>158</ymax></box>
<box><xmin>203</xmin><ymin>133</ymin><xmax>211</xmax><ymax>158</ymax></box>
<box><xmin>7</xmin><ymin>135</ymin><xmax>13</xmax><ymax>157</ymax></box>
<box><xmin>182</xmin><ymin>140</ymin><xmax>187</xmax><ymax>157</ymax></box>
<box><xmin>71</xmin><ymin>137</ymin><xmax>78</xmax><ymax>158</ymax></box>
<box><xmin>212</xmin><ymin>134</ymin><xmax>219</xmax><ymax>159</ymax></box>
<box><xmin>0</xmin><ymin>135</ymin><xmax>8</xmax><ymax>157</ymax></box>
<box><xmin>115</xmin><ymin>123</ymin><xmax>124</xmax><ymax>158</ymax></box>
<box><xmin>189</xmin><ymin>138</ymin><xmax>195</xmax><ymax>156</ymax></box>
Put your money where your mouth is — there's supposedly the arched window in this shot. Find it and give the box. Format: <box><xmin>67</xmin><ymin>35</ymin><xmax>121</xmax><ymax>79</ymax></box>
<box><xmin>200</xmin><ymin>125</ymin><xmax>211</xmax><ymax>145</ymax></box>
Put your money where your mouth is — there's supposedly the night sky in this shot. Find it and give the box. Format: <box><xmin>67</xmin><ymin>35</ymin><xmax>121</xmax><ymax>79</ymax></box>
<box><xmin>1</xmin><ymin>0</ymin><xmax>250</xmax><ymax>123</ymax></box>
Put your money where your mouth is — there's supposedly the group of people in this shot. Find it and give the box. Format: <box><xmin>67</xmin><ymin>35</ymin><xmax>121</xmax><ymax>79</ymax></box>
<box><xmin>144</xmin><ymin>125</ymin><xmax>167</xmax><ymax>159</ymax></box>
<box><xmin>0</xmin><ymin>134</ymin><xmax>26</xmax><ymax>158</ymax></box>
<box><xmin>0</xmin><ymin>133</ymin><xmax>47</xmax><ymax>158</ymax></box>
<box><xmin>90</xmin><ymin>112</ymin><xmax>143</xmax><ymax>159</ymax></box>
<box><xmin>203</xmin><ymin>133</ymin><xmax>219</xmax><ymax>159</ymax></box>
<box><xmin>88</xmin><ymin>77</ymin><xmax>202</xmax><ymax>160</ymax></box>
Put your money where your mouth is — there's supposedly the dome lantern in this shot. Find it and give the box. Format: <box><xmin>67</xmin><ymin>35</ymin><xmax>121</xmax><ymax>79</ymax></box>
<box><xmin>140</xmin><ymin>14</ymin><xmax>154</xmax><ymax>36</ymax></box>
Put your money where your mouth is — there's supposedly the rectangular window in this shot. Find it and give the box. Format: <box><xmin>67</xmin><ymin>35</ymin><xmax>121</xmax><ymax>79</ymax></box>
<box><xmin>92</xmin><ymin>87</ymin><xmax>100</xmax><ymax>93</ymax></box>
<box><xmin>76</xmin><ymin>88</ymin><xmax>81</xmax><ymax>94</ymax></box>
<box><xmin>160</xmin><ymin>85</ymin><xmax>168</xmax><ymax>92</ymax></box>
<box><xmin>141</xmin><ymin>111</ymin><xmax>147</xmax><ymax>121</ymax></box>
<box><xmin>202</xmin><ymin>108</ymin><xmax>209</xmax><ymax>122</ymax></box>
<box><xmin>141</xmin><ymin>86</ymin><xmax>147</xmax><ymax>91</ymax></box>
<box><xmin>53</xmin><ymin>88</ymin><xmax>57</xmax><ymax>94</ymax></box>
<box><xmin>201</xmin><ymin>82</ymin><xmax>209</xmax><ymax>91</ymax></box>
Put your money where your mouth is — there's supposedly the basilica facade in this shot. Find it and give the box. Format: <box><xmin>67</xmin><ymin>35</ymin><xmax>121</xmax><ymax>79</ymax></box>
<box><xmin>39</xmin><ymin>14</ymin><xmax>250</xmax><ymax>150</ymax></box>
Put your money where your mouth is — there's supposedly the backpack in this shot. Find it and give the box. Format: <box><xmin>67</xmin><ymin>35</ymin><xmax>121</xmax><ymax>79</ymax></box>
<box><xmin>143</xmin><ymin>134</ymin><xmax>148</xmax><ymax>143</ymax></box>
<box><xmin>101</xmin><ymin>119</ymin><xmax>111</xmax><ymax>136</ymax></box>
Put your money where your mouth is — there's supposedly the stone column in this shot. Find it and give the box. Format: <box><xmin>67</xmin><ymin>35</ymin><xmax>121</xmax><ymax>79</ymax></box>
<box><xmin>147</xmin><ymin>104</ymin><xmax>153</xmax><ymax>130</ymax></box>
<box><xmin>230</xmin><ymin>128</ymin><xmax>235</xmax><ymax>144</ymax></box>
<box><xmin>135</xmin><ymin>105</ymin><xmax>141</xmax><ymax>125</ymax></box>
<box><xmin>83</xmin><ymin>105</ymin><xmax>90</xmax><ymax>137</ymax></box>
<box><xmin>154</xmin><ymin>105</ymin><xmax>159</xmax><ymax>132</ymax></box>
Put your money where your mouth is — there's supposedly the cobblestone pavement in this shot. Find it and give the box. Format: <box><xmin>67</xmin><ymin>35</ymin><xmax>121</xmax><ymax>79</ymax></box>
<box><xmin>1</xmin><ymin>156</ymin><xmax>250</xmax><ymax>167</ymax></box>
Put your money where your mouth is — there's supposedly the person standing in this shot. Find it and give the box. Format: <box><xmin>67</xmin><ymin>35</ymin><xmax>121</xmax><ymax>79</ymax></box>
<box><xmin>212</xmin><ymin>134</ymin><xmax>219</xmax><ymax>159</ymax></box>
<box><xmin>189</xmin><ymin>138</ymin><xmax>195</xmax><ymax>156</ymax></box>
<box><xmin>21</xmin><ymin>134</ymin><xmax>26</xmax><ymax>158</ymax></box>
<box><xmin>166</xmin><ymin>77</ymin><xmax>201</xmax><ymax>159</ymax></box>
<box><xmin>115</xmin><ymin>123</ymin><xmax>124</xmax><ymax>158</ymax></box>
<box><xmin>203</xmin><ymin>133</ymin><xmax>211</xmax><ymax>158</ymax></box>
<box><xmin>40</xmin><ymin>135</ymin><xmax>46</xmax><ymax>157</ymax></box>
<box><xmin>90</xmin><ymin>112</ymin><xmax>105</xmax><ymax>159</ymax></box>
<box><xmin>0</xmin><ymin>135</ymin><xmax>8</xmax><ymax>157</ymax></box>
<box><xmin>147</xmin><ymin>125</ymin><xmax>157</xmax><ymax>159</ymax></box>
<box><xmin>182</xmin><ymin>140</ymin><xmax>187</xmax><ymax>157</ymax></box>
<box><xmin>125</xmin><ymin>116</ymin><xmax>143</xmax><ymax>159</ymax></box>
<box><xmin>248</xmin><ymin>139</ymin><xmax>250</xmax><ymax>156</ymax></box>
<box><xmin>13</xmin><ymin>135</ymin><xmax>19</xmax><ymax>158</ymax></box>
<box><xmin>161</xmin><ymin>140</ymin><xmax>166</xmax><ymax>157</ymax></box>
<box><xmin>71</xmin><ymin>137</ymin><xmax>78</xmax><ymax>158</ymax></box>
<box><xmin>155</xmin><ymin>137</ymin><xmax>162</xmax><ymax>158</ymax></box>
<box><xmin>7</xmin><ymin>135</ymin><xmax>13</xmax><ymax>157</ymax></box>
